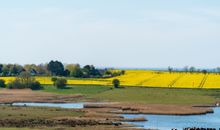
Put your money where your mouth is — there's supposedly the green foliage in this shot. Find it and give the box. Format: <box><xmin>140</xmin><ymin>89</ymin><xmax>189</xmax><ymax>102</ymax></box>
<box><xmin>29</xmin><ymin>81</ymin><xmax>42</xmax><ymax>90</ymax></box>
<box><xmin>7</xmin><ymin>72</ymin><xmax>42</xmax><ymax>90</ymax></box>
<box><xmin>41</xmin><ymin>85</ymin><xmax>220</xmax><ymax>104</ymax></box>
<box><xmin>0</xmin><ymin>64</ymin><xmax>3</xmax><ymax>74</ymax></box>
<box><xmin>41</xmin><ymin>85</ymin><xmax>112</xmax><ymax>95</ymax></box>
<box><xmin>91</xmin><ymin>87</ymin><xmax>218</xmax><ymax>104</ymax></box>
<box><xmin>7</xmin><ymin>79</ymin><xmax>24</xmax><ymax>89</ymax></box>
<box><xmin>54</xmin><ymin>78</ymin><xmax>67</xmax><ymax>89</ymax></box>
<box><xmin>66</xmin><ymin>64</ymin><xmax>82</xmax><ymax>77</ymax></box>
<box><xmin>51</xmin><ymin>77</ymin><xmax>57</xmax><ymax>82</ymax></box>
<box><xmin>0</xmin><ymin>61</ymin><xmax>123</xmax><ymax>78</ymax></box>
<box><xmin>47</xmin><ymin>60</ymin><xmax>65</xmax><ymax>76</ymax></box>
<box><xmin>112</xmin><ymin>79</ymin><xmax>120</xmax><ymax>88</ymax></box>
<box><xmin>0</xmin><ymin>79</ymin><xmax>6</xmax><ymax>88</ymax></box>
<box><xmin>82</xmin><ymin>65</ymin><xmax>101</xmax><ymax>78</ymax></box>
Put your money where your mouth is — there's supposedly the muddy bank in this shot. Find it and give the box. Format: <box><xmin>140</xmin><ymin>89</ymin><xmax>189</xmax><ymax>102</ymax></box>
<box><xmin>0</xmin><ymin>115</ymin><xmax>145</xmax><ymax>128</ymax></box>
<box><xmin>84</xmin><ymin>103</ymin><xmax>214</xmax><ymax>115</ymax></box>
<box><xmin>0</xmin><ymin>89</ymin><xmax>84</xmax><ymax>103</ymax></box>
<box><xmin>0</xmin><ymin>118</ymin><xmax>113</xmax><ymax>127</ymax></box>
<box><xmin>0</xmin><ymin>89</ymin><xmax>214</xmax><ymax>115</ymax></box>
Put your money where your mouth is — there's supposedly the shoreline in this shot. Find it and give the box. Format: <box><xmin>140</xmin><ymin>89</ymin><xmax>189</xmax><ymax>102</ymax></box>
<box><xmin>0</xmin><ymin>88</ymin><xmax>218</xmax><ymax>130</ymax></box>
<box><xmin>0</xmin><ymin>89</ymin><xmax>215</xmax><ymax>115</ymax></box>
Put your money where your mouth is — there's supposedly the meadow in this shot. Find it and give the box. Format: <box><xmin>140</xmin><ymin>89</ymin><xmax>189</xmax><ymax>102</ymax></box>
<box><xmin>1</xmin><ymin>70</ymin><xmax>220</xmax><ymax>88</ymax></box>
<box><xmin>41</xmin><ymin>85</ymin><xmax>220</xmax><ymax>104</ymax></box>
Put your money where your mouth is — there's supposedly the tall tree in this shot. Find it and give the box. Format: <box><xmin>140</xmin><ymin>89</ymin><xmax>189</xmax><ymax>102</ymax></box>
<box><xmin>36</xmin><ymin>64</ymin><xmax>49</xmax><ymax>75</ymax></box>
<box><xmin>0</xmin><ymin>64</ymin><xmax>3</xmax><ymax>74</ymax></box>
<box><xmin>47</xmin><ymin>60</ymin><xmax>65</xmax><ymax>76</ymax></box>
<box><xmin>66</xmin><ymin>64</ymin><xmax>83</xmax><ymax>77</ymax></box>
<box><xmin>189</xmin><ymin>66</ymin><xmax>196</xmax><ymax>73</ymax></box>
<box><xmin>168</xmin><ymin>66</ymin><xmax>173</xmax><ymax>73</ymax></box>
<box><xmin>83</xmin><ymin>65</ymin><xmax>100</xmax><ymax>78</ymax></box>
<box><xmin>2</xmin><ymin>65</ymin><xmax>9</xmax><ymax>76</ymax></box>
<box><xmin>183</xmin><ymin>66</ymin><xmax>189</xmax><ymax>73</ymax></box>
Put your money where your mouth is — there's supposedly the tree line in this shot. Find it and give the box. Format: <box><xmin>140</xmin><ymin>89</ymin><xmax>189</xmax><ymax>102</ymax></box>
<box><xmin>0</xmin><ymin>60</ymin><xmax>125</xmax><ymax>78</ymax></box>
<box><xmin>167</xmin><ymin>66</ymin><xmax>220</xmax><ymax>74</ymax></box>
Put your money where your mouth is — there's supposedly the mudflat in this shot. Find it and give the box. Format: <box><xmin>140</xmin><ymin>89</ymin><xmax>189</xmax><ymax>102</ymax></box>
<box><xmin>0</xmin><ymin>89</ymin><xmax>214</xmax><ymax>115</ymax></box>
<box><xmin>84</xmin><ymin>103</ymin><xmax>214</xmax><ymax>115</ymax></box>
<box><xmin>0</xmin><ymin>89</ymin><xmax>84</xmax><ymax>103</ymax></box>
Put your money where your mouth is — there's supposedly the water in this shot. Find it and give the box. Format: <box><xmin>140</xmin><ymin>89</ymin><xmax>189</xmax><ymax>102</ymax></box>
<box><xmin>12</xmin><ymin>102</ymin><xmax>85</xmax><ymax>109</ymax></box>
<box><xmin>8</xmin><ymin>102</ymin><xmax>220</xmax><ymax>129</ymax></box>
<box><xmin>122</xmin><ymin>107</ymin><xmax>220</xmax><ymax>130</ymax></box>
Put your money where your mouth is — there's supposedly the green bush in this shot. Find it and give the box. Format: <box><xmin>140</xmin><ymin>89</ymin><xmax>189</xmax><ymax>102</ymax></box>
<box><xmin>30</xmin><ymin>81</ymin><xmax>42</xmax><ymax>90</ymax></box>
<box><xmin>54</xmin><ymin>78</ymin><xmax>67</xmax><ymax>89</ymax></box>
<box><xmin>112</xmin><ymin>79</ymin><xmax>120</xmax><ymax>88</ymax></box>
<box><xmin>51</xmin><ymin>77</ymin><xmax>57</xmax><ymax>82</ymax></box>
<box><xmin>7</xmin><ymin>79</ymin><xmax>24</xmax><ymax>89</ymax></box>
<box><xmin>7</xmin><ymin>72</ymin><xmax>42</xmax><ymax>90</ymax></box>
<box><xmin>0</xmin><ymin>79</ymin><xmax>6</xmax><ymax>88</ymax></box>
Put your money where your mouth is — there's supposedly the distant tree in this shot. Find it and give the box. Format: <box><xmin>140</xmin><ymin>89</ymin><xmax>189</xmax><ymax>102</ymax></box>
<box><xmin>121</xmin><ymin>70</ymin><xmax>125</xmax><ymax>75</ymax></box>
<box><xmin>202</xmin><ymin>69</ymin><xmax>208</xmax><ymax>75</ymax></box>
<box><xmin>8</xmin><ymin>79</ymin><xmax>24</xmax><ymax>89</ymax></box>
<box><xmin>9</xmin><ymin>64</ymin><xmax>24</xmax><ymax>76</ymax></box>
<box><xmin>62</xmin><ymin>69</ymin><xmax>69</xmax><ymax>76</ymax></box>
<box><xmin>2</xmin><ymin>65</ymin><xmax>9</xmax><ymax>76</ymax></box>
<box><xmin>74</xmin><ymin>68</ymin><xmax>83</xmax><ymax>77</ymax></box>
<box><xmin>168</xmin><ymin>66</ymin><xmax>173</xmax><ymax>73</ymax></box>
<box><xmin>183</xmin><ymin>66</ymin><xmax>189</xmax><ymax>73</ymax></box>
<box><xmin>0</xmin><ymin>62</ymin><xmax>122</xmax><ymax>78</ymax></box>
<box><xmin>36</xmin><ymin>64</ymin><xmax>50</xmax><ymax>75</ymax></box>
<box><xmin>112</xmin><ymin>79</ymin><xmax>120</xmax><ymax>88</ymax></box>
<box><xmin>18</xmin><ymin>71</ymin><xmax>34</xmax><ymax>88</ymax></box>
<box><xmin>53</xmin><ymin>78</ymin><xmax>67</xmax><ymax>89</ymax></box>
<box><xmin>0</xmin><ymin>64</ymin><xmax>3</xmax><ymax>74</ymax></box>
<box><xmin>0</xmin><ymin>79</ymin><xmax>6</xmax><ymax>88</ymax></box>
<box><xmin>29</xmin><ymin>81</ymin><xmax>41</xmax><ymax>90</ymax></box>
<box><xmin>216</xmin><ymin>67</ymin><xmax>220</xmax><ymax>74</ymax></box>
<box><xmin>83</xmin><ymin>65</ymin><xmax>101</xmax><ymax>78</ymax></box>
<box><xmin>51</xmin><ymin>77</ymin><xmax>58</xmax><ymax>82</ymax></box>
<box><xmin>47</xmin><ymin>60</ymin><xmax>65</xmax><ymax>76</ymax></box>
<box><xmin>24</xmin><ymin>64</ymin><xmax>38</xmax><ymax>75</ymax></box>
<box><xmin>66</xmin><ymin>64</ymin><xmax>83</xmax><ymax>77</ymax></box>
<box><xmin>104</xmin><ymin>70</ymin><xmax>112</xmax><ymax>75</ymax></box>
<box><xmin>189</xmin><ymin>66</ymin><xmax>196</xmax><ymax>73</ymax></box>
<box><xmin>7</xmin><ymin>71</ymin><xmax>42</xmax><ymax>90</ymax></box>
<box><xmin>82</xmin><ymin>65</ymin><xmax>92</xmax><ymax>77</ymax></box>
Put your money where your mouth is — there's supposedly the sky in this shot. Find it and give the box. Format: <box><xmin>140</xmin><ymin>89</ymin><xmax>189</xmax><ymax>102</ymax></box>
<box><xmin>0</xmin><ymin>0</ymin><xmax>220</xmax><ymax>68</ymax></box>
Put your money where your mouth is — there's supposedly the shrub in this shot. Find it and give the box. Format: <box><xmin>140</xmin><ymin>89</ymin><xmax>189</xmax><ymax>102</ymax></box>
<box><xmin>7</xmin><ymin>79</ymin><xmax>24</xmax><ymax>89</ymax></box>
<box><xmin>30</xmin><ymin>81</ymin><xmax>42</xmax><ymax>90</ymax></box>
<box><xmin>7</xmin><ymin>72</ymin><xmax>42</xmax><ymax>90</ymax></box>
<box><xmin>0</xmin><ymin>79</ymin><xmax>6</xmax><ymax>88</ymax></box>
<box><xmin>51</xmin><ymin>77</ymin><xmax>57</xmax><ymax>82</ymax></box>
<box><xmin>54</xmin><ymin>78</ymin><xmax>67</xmax><ymax>89</ymax></box>
<box><xmin>112</xmin><ymin>79</ymin><xmax>120</xmax><ymax>88</ymax></box>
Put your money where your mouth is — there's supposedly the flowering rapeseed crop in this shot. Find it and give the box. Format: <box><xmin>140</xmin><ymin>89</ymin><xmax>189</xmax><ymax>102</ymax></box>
<box><xmin>1</xmin><ymin>70</ymin><xmax>220</xmax><ymax>88</ymax></box>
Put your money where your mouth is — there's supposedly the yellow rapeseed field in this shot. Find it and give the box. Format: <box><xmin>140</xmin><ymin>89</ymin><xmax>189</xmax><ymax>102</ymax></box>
<box><xmin>1</xmin><ymin>70</ymin><xmax>220</xmax><ymax>88</ymax></box>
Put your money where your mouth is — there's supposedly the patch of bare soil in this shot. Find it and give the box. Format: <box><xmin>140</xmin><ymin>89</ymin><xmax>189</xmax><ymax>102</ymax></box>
<box><xmin>84</xmin><ymin>103</ymin><xmax>214</xmax><ymax>115</ymax></box>
<box><xmin>0</xmin><ymin>89</ymin><xmax>83</xmax><ymax>103</ymax></box>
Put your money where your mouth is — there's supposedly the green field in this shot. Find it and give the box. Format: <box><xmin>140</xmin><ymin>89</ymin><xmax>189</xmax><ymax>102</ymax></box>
<box><xmin>40</xmin><ymin>85</ymin><xmax>220</xmax><ymax>105</ymax></box>
<box><xmin>1</xmin><ymin>85</ymin><xmax>220</xmax><ymax>130</ymax></box>
<box><xmin>0</xmin><ymin>106</ymin><xmax>83</xmax><ymax>120</ymax></box>
<box><xmin>41</xmin><ymin>85</ymin><xmax>112</xmax><ymax>95</ymax></box>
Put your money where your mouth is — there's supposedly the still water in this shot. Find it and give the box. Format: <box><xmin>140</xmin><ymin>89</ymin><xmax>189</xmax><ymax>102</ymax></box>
<box><xmin>10</xmin><ymin>102</ymin><xmax>220</xmax><ymax>130</ymax></box>
<box><xmin>12</xmin><ymin>102</ymin><xmax>84</xmax><ymax>108</ymax></box>
<box><xmin>122</xmin><ymin>107</ymin><xmax>220</xmax><ymax>130</ymax></box>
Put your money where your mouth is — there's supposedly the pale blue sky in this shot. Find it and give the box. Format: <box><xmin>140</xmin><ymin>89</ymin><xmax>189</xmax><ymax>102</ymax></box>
<box><xmin>0</xmin><ymin>0</ymin><xmax>220</xmax><ymax>68</ymax></box>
